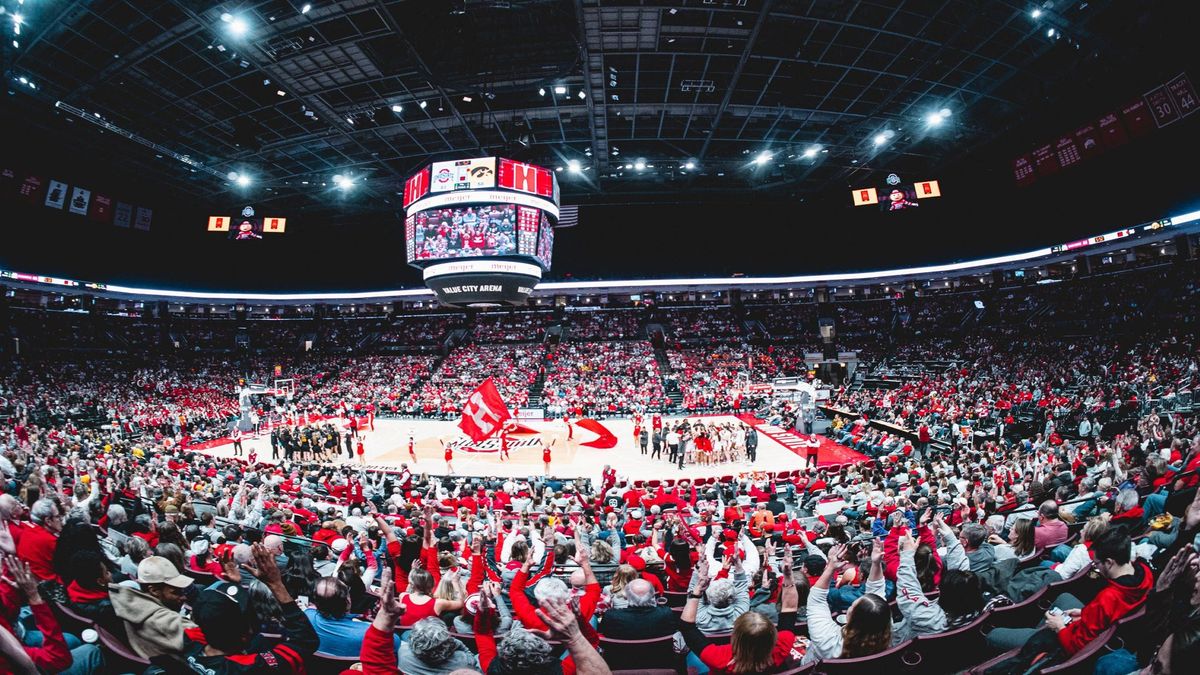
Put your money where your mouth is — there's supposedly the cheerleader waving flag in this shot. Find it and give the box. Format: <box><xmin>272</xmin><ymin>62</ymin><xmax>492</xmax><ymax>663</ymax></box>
<box><xmin>458</xmin><ymin>377</ymin><xmax>512</xmax><ymax>442</ymax></box>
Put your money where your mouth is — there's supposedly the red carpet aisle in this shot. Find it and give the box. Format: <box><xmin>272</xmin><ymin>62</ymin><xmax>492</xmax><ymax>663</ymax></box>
<box><xmin>737</xmin><ymin>414</ymin><xmax>869</xmax><ymax>467</ymax></box>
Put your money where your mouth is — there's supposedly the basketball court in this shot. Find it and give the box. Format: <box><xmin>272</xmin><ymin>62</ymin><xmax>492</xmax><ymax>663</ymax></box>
<box><xmin>187</xmin><ymin>415</ymin><xmax>866</xmax><ymax>482</ymax></box>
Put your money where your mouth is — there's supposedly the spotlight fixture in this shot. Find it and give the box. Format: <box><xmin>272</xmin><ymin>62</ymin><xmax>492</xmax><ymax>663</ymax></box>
<box><xmin>236</xmin><ymin>174</ymin><xmax>251</xmax><ymax>187</ymax></box>
<box><xmin>228</xmin><ymin>17</ymin><xmax>249</xmax><ymax>37</ymax></box>
<box><xmin>301</xmin><ymin>4</ymin><xmax>312</xmax><ymax>14</ymax></box>
<box><xmin>462</xmin><ymin>95</ymin><xmax>472</xmax><ymax>102</ymax></box>
<box><xmin>538</xmin><ymin>87</ymin><xmax>546</xmax><ymax>96</ymax></box>
<box><xmin>567</xmin><ymin>159</ymin><xmax>581</xmax><ymax>173</ymax></box>
<box><xmin>634</xmin><ymin>160</ymin><xmax>646</xmax><ymax>170</ymax></box>
<box><xmin>683</xmin><ymin>161</ymin><xmax>695</xmax><ymax>170</ymax></box>
<box><xmin>802</xmin><ymin>145</ymin><xmax>821</xmax><ymax>158</ymax></box>
<box><xmin>1031</xmin><ymin>9</ymin><xmax>1042</xmax><ymax>18</ymax></box>
<box><xmin>873</xmin><ymin>130</ymin><xmax>894</xmax><ymax>146</ymax></box>
<box><xmin>391</xmin><ymin>104</ymin><xmax>402</xmax><ymax>113</ymax></box>
<box><xmin>1047</xmin><ymin>28</ymin><xmax>1055</xmax><ymax>37</ymax></box>
<box><xmin>577</xmin><ymin>90</ymin><xmax>586</xmax><ymax>100</ymax></box>
<box><xmin>419</xmin><ymin>100</ymin><xmax>427</xmax><ymax>109</ymax></box>
<box><xmin>753</xmin><ymin>151</ymin><xmax>771</xmax><ymax>165</ymax></box>
<box><xmin>554</xmin><ymin>85</ymin><xmax>567</xmax><ymax>95</ymax></box>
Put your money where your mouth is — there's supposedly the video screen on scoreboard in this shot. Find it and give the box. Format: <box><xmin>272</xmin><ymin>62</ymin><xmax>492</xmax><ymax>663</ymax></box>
<box><xmin>410</xmin><ymin>203</ymin><xmax>517</xmax><ymax>262</ymax></box>
<box><xmin>536</xmin><ymin>212</ymin><xmax>554</xmax><ymax>269</ymax></box>
<box><xmin>880</xmin><ymin>186</ymin><xmax>920</xmax><ymax>211</ymax></box>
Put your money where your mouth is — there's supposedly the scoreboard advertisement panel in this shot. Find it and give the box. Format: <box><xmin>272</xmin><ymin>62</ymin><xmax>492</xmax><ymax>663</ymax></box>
<box><xmin>410</xmin><ymin>204</ymin><xmax>517</xmax><ymax>262</ymax></box>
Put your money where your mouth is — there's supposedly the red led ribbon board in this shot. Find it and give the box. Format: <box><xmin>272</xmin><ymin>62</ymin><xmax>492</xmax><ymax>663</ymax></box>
<box><xmin>497</xmin><ymin>159</ymin><xmax>554</xmax><ymax>199</ymax></box>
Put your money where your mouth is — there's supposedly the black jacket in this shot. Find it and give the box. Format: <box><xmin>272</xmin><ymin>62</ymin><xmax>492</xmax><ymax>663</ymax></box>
<box><xmin>599</xmin><ymin>605</ymin><xmax>679</xmax><ymax>639</ymax></box>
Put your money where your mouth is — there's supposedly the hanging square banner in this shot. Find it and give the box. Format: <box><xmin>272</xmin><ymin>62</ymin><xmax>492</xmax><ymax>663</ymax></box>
<box><xmin>134</xmin><ymin>206</ymin><xmax>153</xmax><ymax>231</ymax></box>
<box><xmin>69</xmin><ymin>186</ymin><xmax>92</xmax><ymax>215</ymax></box>
<box><xmin>44</xmin><ymin>180</ymin><xmax>68</xmax><ymax>209</ymax></box>
<box><xmin>262</xmin><ymin>217</ymin><xmax>287</xmax><ymax>233</ymax></box>
<box><xmin>113</xmin><ymin>202</ymin><xmax>133</xmax><ymax>228</ymax></box>
<box><xmin>90</xmin><ymin>194</ymin><xmax>113</xmax><ymax>222</ymax></box>
<box><xmin>207</xmin><ymin>216</ymin><xmax>231</xmax><ymax>232</ymax></box>
<box><xmin>851</xmin><ymin>187</ymin><xmax>878</xmax><ymax>206</ymax></box>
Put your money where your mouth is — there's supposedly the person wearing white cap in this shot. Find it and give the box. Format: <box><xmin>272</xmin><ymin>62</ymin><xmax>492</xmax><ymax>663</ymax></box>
<box><xmin>108</xmin><ymin>556</ymin><xmax>196</xmax><ymax>658</ymax></box>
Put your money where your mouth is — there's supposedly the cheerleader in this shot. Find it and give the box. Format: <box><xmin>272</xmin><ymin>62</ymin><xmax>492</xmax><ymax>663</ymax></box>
<box><xmin>499</xmin><ymin>428</ymin><xmax>511</xmax><ymax>462</ymax></box>
<box><xmin>407</xmin><ymin>430</ymin><xmax>418</xmax><ymax>464</ymax></box>
<box><xmin>542</xmin><ymin>438</ymin><xmax>555</xmax><ymax>476</ymax></box>
<box><xmin>441</xmin><ymin>439</ymin><xmax>455</xmax><ymax>474</ymax></box>
<box><xmin>356</xmin><ymin>438</ymin><xmax>366</xmax><ymax>465</ymax></box>
<box><xmin>563</xmin><ymin>413</ymin><xmax>573</xmax><ymax>441</ymax></box>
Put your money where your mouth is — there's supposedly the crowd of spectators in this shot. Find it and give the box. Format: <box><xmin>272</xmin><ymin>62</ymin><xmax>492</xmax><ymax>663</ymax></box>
<box><xmin>1</xmin><ymin>259</ymin><xmax>1200</xmax><ymax>674</ymax></box>
<box><xmin>656</xmin><ymin>306</ymin><xmax>746</xmax><ymax>341</ymax></box>
<box><xmin>412</xmin><ymin>344</ymin><xmax>545</xmax><ymax>415</ymax></box>
<box><xmin>541</xmin><ymin>341</ymin><xmax>667</xmax><ymax>416</ymax></box>
<box><xmin>666</xmin><ymin>345</ymin><xmax>814</xmax><ymax>412</ymax></box>
<box><xmin>563</xmin><ymin>309</ymin><xmax>645</xmax><ymax>341</ymax></box>
<box><xmin>0</xmin><ymin>381</ymin><xmax>1197</xmax><ymax>674</ymax></box>
<box><xmin>471</xmin><ymin>312</ymin><xmax>556</xmax><ymax>343</ymax></box>
<box><xmin>376</xmin><ymin>316</ymin><xmax>463</xmax><ymax>347</ymax></box>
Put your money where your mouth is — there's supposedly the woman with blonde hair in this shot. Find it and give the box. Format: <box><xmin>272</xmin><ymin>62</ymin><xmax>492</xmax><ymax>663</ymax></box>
<box><xmin>604</xmin><ymin>564</ymin><xmax>640</xmax><ymax>610</ymax></box>
<box><xmin>1053</xmin><ymin>515</ymin><xmax>1109</xmax><ymax>578</ymax></box>
<box><xmin>433</xmin><ymin>572</ymin><xmax>466</xmax><ymax>624</ymax></box>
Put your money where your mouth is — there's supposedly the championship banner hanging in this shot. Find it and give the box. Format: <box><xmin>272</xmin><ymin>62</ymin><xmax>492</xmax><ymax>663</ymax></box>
<box><xmin>458</xmin><ymin>377</ymin><xmax>512</xmax><ymax>442</ymax></box>
<box><xmin>69</xmin><ymin>186</ymin><xmax>92</xmax><ymax>215</ymax></box>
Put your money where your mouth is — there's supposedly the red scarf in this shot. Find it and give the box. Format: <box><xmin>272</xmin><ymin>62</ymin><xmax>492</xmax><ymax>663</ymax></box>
<box><xmin>67</xmin><ymin>581</ymin><xmax>110</xmax><ymax>604</ymax></box>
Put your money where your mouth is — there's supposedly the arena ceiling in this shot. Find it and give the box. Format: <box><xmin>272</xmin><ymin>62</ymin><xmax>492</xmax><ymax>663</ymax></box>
<box><xmin>0</xmin><ymin>0</ymin><xmax>1176</xmax><ymax>221</ymax></box>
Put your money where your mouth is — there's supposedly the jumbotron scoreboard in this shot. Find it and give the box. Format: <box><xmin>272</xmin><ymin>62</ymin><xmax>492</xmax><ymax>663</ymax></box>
<box><xmin>403</xmin><ymin>157</ymin><xmax>559</xmax><ymax>306</ymax></box>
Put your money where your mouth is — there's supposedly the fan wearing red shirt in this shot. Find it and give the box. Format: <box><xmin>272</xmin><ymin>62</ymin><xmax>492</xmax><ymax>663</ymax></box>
<box><xmin>1040</xmin><ymin>528</ymin><xmax>1153</xmax><ymax>656</ymax></box>
<box><xmin>679</xmin><ymin>555</ymin><xmax>801</xmax><ymax>674</ymax></box>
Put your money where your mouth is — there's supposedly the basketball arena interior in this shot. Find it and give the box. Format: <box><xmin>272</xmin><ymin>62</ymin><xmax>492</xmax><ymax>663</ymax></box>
<box><xmin>1</xmin><ymin>2</ymin><xmax>1199</xmax><ymax>674</ymax></box>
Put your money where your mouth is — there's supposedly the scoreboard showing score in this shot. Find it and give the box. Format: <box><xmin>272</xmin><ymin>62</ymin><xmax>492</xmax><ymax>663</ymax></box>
<box><xmin>404</xmin><ymin>157</ymin><xmax>559</xmax><ymax>307</ymax></box>
<box><xmin>851</xmin><ymin>178</ymin><xmax>943</xmax><ymax>211</ymax></box>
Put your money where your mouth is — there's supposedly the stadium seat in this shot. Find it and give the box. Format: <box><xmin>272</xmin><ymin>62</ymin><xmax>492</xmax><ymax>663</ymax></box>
<box><xmin>95</xmin><ymin>624</ymin><xmax>151</xmax><ymax>670</ymax></box>
<box><xmin>1041</xmin><ymin>625</ymin><xmax>1119</xmax><ymax>675</ymax></box>
<box><xmin>984</xmin><ymin>586</ymin><xmax>1048</xmax><ymax>629</ymax></box>
<box><xmin>663</xmin><ymin>590</ymin><xmax>689</xmax><ymax>608</ymax></box>
<box><xmin>308</xmin><ymin>651</ymin><xmax>362</xmax><ymax>675</ymax></box>
<box><xmin>906</xmin><ymin>613</ymin><xmax>989</xmax><ymax>673</ymax></box>
<box><xmin>812</xmin><ymin>639</ymin><xmax>920</xmax><ymax>674</ymax></box>
<box><xmin>187</xmin><ymin>570</ymin><xmax>218</xmax><ymax>586</ymax></box>
<box><xmin>51</xmin><ymin>601</ymin><xmax>95</xmax><ymax>636</ymax></box>
<box><xmin>701</xmin><ymin>630</ymin><xmax>733</xmax><ymax>645</ymax></box>
<box><xmin>598</xmin><ymin>635</ymin><xmax>685</xmax><ymax>672</ymax></box>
